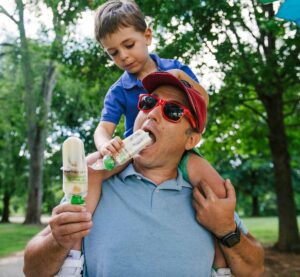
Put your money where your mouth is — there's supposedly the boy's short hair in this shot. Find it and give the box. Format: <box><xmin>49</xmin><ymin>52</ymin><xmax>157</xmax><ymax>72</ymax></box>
<box><xmin>95</xmin><ymin>0</ymin><xmax>147</xmax><ymax>43</ymax></box>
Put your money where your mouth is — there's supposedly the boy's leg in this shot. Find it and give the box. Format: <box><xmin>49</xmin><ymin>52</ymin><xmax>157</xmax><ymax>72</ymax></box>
<box><xmin>179</xmin><ymin>150</ymin><xmax>226</xmax><ymax>198</ymax></box>
<box><xmin>179</xmin><ymin>150</ymin><xmax>230</xmax><ymax>275</ymax></box>
<box><xmin>212</xmin><ymin>239</ymin><xmax>232</xmax><ymax>276</ymax></box>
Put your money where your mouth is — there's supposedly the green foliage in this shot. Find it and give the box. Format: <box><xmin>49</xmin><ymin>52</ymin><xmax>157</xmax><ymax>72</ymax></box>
<box><xmin>1</xmin><ymin>0</ymin><xmax>299</xmax><ymax>223</ymax></box>
<box><xmin>138</xmin><ymin>0</ymin><xmax>300</xmax><ymax>220</ymax></box>
<box><xmin>0</xmin><ymin>45</ymin><xmax>28</xmax><ymax>220</ymax></box>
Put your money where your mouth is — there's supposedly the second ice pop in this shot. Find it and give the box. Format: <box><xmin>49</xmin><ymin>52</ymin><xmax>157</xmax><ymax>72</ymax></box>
<box><xmin>62</xmin><ymin>136</ymin><xmax>87</xmax><ymax>204</ymax></box>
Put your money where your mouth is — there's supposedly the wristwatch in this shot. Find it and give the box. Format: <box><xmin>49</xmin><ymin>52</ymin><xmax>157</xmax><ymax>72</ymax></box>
<box><xmin>217</xmin><ymin>225</ymin><xmax>241</xmax><ymax>248</ymax></box>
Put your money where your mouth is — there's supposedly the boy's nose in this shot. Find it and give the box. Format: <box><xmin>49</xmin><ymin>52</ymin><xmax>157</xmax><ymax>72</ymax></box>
<box><xmin>119</xmin><ymin>49</ymin><xmax>129</xmax><ymax>61</ymax></box>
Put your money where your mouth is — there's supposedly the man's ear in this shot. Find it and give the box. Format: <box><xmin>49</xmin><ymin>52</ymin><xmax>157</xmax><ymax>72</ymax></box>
<box><xmin>185</xmin><ymin>131</ymin><xmax>201</xmax><ymax>151</ymax></box>
<box><xmin>144</xmin><ymin>28</ymin><xmax>152</xmax><ymax>46</ymax></box>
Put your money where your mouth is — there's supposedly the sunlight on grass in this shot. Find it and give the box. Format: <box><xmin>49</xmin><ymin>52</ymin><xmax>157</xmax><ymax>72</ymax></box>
<box><xmin>0</xmin><ymin>224</ymin><xmax>43</xmax><ymax>258</ymax></box>
<box><xmin>243</xmin><ymin>216</ymin><xmax>300</xmax><ymax>245</ymax></box>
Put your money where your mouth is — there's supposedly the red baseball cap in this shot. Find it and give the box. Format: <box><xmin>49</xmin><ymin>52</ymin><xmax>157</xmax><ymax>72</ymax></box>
<box><xmin>142</xmin><ymin>71</ymin><xmax>207</xmax><ymax>133</ymax></box>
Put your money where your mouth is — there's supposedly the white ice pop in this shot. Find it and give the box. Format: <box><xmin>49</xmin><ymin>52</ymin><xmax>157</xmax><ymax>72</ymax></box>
<box><xmin>90</xmin><ymin>129</ymin><xmax>152</xmax><ymax>171</ymax></box>
<box><xmin>62</xmin><ymin>137</ymin><xmax>87</xmax><ymax>204</ymax></box>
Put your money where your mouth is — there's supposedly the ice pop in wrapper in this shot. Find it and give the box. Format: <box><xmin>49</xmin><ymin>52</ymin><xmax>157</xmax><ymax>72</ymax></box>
<box><xmin>90</xmin><ymin>129</ymin><xmax>152</xmax><ymax>171</ymax></box>
<box><xmin>62</xmin><ymin>137</ymin><xmax>87</xmax><ymax>205</ymax></box>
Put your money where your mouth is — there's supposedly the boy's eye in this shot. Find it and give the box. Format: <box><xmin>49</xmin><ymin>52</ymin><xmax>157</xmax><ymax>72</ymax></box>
<box><xmin>125</xmin><ymin>43</ymin><xmax>134</xmax><ymax>49</ymax></box>
<box><xmin>109</xmin><ymin>50</ymin><xmax>118</xmax><ymax>57</ymax></box>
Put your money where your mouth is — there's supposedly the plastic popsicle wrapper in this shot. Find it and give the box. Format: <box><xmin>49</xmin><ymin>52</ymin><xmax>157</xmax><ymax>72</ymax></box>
<box><xmin>90</xmin><ymin>129</ymin><xmax>152</xmax><ymax>171</ymax></box>
<box><xmin>62</xmin><ymin>137</ymin><xmax>87</xmax><ymax>205</ymax></box>
<box><xmin>112</xmin><ymin>129</ymin><xmax>152</xmax><ymax>166</ymax></box>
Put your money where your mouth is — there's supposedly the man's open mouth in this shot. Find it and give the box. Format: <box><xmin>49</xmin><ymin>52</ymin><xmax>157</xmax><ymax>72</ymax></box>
<box><xmin>142</xmin><ymin>127</ymin><xmax>156</xmax><ymax>144</ymax></box>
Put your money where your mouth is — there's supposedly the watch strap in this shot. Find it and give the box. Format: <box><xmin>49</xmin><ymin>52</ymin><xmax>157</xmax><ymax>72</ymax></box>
<box><xmin>218</xmin><ymin>224</ymin><xmax>241</xmax><ymax>248</ymax></box>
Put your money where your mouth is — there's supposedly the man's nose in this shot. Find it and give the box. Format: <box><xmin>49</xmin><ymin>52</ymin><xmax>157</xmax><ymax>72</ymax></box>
<box><xmin>147</xmin><ymin>105</ymin><xmax>162</xmax><ymax>122</ymax></box>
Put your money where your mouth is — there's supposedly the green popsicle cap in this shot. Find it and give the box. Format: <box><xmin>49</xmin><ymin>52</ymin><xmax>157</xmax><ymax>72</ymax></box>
<box><xmin>71</xmin><ymin>195</ymin><xmax>85</xmax><ymax>205</ymax></box>
<box><xmin>103</xmin><ymin>155</ymin><xmax>115</xmax><ymax>171</ymax></box>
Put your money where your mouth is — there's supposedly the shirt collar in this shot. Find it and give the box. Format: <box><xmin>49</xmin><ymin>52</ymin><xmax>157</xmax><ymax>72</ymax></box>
<box><xmin>119</xmin><ymin>163</ymin><xmax>192</xmax><ymax>191</ymax></box>
<box><xmin>121</xmin><ymin>53</ymin><xmax>166</xmax><ymax>90</ymax></box>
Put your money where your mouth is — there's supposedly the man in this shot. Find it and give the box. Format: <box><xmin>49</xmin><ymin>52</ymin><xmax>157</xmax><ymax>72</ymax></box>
<box><xmin>23</xmin><ymin>72</ymin><xmax>264</xmax><ymax>277</ymax></box>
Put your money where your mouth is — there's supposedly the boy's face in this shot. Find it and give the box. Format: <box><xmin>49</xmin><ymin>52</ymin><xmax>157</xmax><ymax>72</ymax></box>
<box><xmin>101</xmin><ymin>26</ymin><xmax>152</xmax><ymax>76</ymax></box>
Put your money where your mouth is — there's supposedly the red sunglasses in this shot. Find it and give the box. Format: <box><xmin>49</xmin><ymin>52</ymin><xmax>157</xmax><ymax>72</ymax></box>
<box><xmin>137</xmin><ymin>94</ymin><xmax>196</xmax><ymax>128</ymax></box>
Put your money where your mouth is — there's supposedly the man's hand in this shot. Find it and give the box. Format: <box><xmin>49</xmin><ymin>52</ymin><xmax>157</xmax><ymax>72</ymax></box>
<box><xmin>49</xmin><ymin>204</ymin><xmax>93</xmax><ymax>251</ymax></box>
<box><xmin>193</xmin><ymin>179</ymin><xmax>236</xmax><ymax>237</ymax></box>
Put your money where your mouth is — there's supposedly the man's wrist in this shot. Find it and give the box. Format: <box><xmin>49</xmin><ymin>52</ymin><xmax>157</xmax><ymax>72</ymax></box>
<box><xmin>214</xmin><ymin>221</ymin><xmax>236</xmax><ymax>238</ymax></box>
<box><xmin>49</xmin><ymin>232</ymin><xmax>71</xmax><ymax>253</ymax></box>
<box><xmin>216</xmin><ymin>224</ymin><xmax>241</xmax><ymax>248</ymax></box>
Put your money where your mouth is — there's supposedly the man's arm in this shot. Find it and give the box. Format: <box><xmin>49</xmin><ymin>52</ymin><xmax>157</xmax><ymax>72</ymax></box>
<box><xmin>193</xmin><ymin>180</ymin><xmax>264</xmax><ymax>277</ymax></box>
<box><xmin>219</xmin><ymin>232</ymin><xmax>264</xmax><ymax>276</ymax></box>
<box><xmin>23</xmin><ymin>204</ymin><xmax>92</xmax><ymax>277</ymax></box>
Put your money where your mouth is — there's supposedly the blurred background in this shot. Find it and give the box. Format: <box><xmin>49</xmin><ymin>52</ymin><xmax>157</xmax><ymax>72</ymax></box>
<box><xmin>0</xmin><ymin>0</ymin><xmax>299</xmax><ymax>276</ymax></box>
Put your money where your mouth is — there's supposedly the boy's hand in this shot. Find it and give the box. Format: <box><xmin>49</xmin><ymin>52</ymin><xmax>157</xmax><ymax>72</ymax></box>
<box><xmin>49</xmin><ymin>203</ymin><xmax>93</xmax><ymax>250</ymax></box>
<box><xmin>99</xmin><ymin>136</ymin><xmax>124</xmax><ymax>157</ymax></box>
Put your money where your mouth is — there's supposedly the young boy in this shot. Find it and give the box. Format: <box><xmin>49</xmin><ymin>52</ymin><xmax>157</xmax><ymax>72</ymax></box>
<box><xmin>56</xmin><ymin>1</ymin><xmax>231</xmax><ymax>276</ymax></box>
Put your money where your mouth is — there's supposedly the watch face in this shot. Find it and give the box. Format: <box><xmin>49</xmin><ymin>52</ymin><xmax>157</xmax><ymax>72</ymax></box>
<box><xmin>220</xmin><ymin>227</ymin><xmax>241</xmax><ymax>247</ymax></box>
<box><xmin>225</xmin><ymin>234</ymin><xmax>240</xmax><ymax>247</ymax></box>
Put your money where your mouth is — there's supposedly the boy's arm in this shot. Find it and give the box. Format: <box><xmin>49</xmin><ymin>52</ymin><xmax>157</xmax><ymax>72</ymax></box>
<box><xmin>23</xmin><ymin>204</ymin><xmax>92</xmax><ymax>277</ymax></box>
<box><xmin>187</xmin><ymin>154</ymin><xmax>226</xmax><ymax>198</ymax></box>
<box><xmin>167</xmin><ymin>69</ymin><xmax>209</xmax><ymax>106</ymax></box>
<box><xmin>94</xmin><ymin>121</ymin><xmax>117</xmax><ymax>151</ymax></box>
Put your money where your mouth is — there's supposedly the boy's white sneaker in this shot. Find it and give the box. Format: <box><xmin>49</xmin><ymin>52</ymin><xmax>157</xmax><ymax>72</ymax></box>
<box><xmin>211</xmin><ymin>267</ymin><xmax>232</xmax><ymax>277</ymax></box>
<box><xmin>55</xmin><ymin>250</ymin><xmax>84</xmax><ymax>277</ymax></box>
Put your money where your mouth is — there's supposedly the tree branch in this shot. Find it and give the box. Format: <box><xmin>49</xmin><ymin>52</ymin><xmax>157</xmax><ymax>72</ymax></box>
<box><xmin>241</xmin><ymin>102</ymin><xmax>267</xmax><ymax>121</ymax></box>
<box><xmin>284</xmin><ymin>97</ymin><xmax>300</xmax><ymax>117</ymax></box>
<box><xmin>285</xmin><ymin>123</ymin><xmax>300</xmax><ymax>128</ymax></box>
<box><xmin>238</xmin><ymin>15</ymin><xmax>259</xmax><ymax>41</ymax></box>
<box><xmin>242</xmin><ymin>97</ymin><xmax>260</xmax><ymax>102</ymax></box>
<box><xmin>0</xmin><ymin>5</ymin><xmax>18</xmax><ymax>25</ymax></box>
<box><xmin>0</xmin><ymin>42</ymin><xmax>15</xmax><ymax>47</ymax></box>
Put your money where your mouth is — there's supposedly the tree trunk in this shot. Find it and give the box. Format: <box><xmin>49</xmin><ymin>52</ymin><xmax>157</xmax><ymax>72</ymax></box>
<box><xmin>1</xmin><ymin>191</ymin><xmax>10</xmax><ymax>223</ymax></box>
<box><xmin>15</xmin><ymin>0</ymin><xmax>56</xmax><ymax>224</ymax></box>
<box><xmin>24</xmin><ymin>129</ymin><xmax>44</xmax><ymax>224</ymax></box>
<box><xmin>251</xmin><ymin>195</ymin><xmax>260</xmax><ymax>217</ymax></box>
<box><xmin>261</xmin><ymin>92</ymin><xmax>300</xmax><ymax>251</ymax></box>
<box><xmin>24</xmin><ymin>64</ymin><xmax>56</xmax><ymax>224</ymax></box>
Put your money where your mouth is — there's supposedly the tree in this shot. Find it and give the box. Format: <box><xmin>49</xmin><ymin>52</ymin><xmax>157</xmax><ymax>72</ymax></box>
<box><xmin>0</xmin><ymin>46</ymin><xmax>27</xmax><ymax>222</ymax></box>
<box><xmin>140</xmin><ymin>0</ymin><xmax>300</xmax><ymax>251</ymax></box>
<box><xmin>0</xmin><ymin>0</ymin><xmax>91</xmax><ymax>223</ymax></box>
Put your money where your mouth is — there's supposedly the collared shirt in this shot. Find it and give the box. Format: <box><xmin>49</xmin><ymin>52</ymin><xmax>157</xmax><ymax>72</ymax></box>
<box><xmin>83</xmin><ymin>164</ymin><xmax>215</xmax><ymax>277</ymax></box>
<box><xmin>100</xmin><ymin>53</ymin><xmax>198</xmax><ymax>137</ymax></box>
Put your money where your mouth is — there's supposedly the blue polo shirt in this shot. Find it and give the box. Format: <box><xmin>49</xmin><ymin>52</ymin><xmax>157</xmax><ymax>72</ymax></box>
<box><xmin>100</xmin><ymin>53</ymin><xmax>198</xmax><ymax>137</ymax></box>
<box><xmin>83</xmin><ymin>164</ymin><xmax>215</xmax><ymax>277</ymax></box>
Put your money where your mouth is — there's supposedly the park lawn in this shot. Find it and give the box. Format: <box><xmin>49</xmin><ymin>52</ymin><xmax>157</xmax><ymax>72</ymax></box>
<box><xmin>0</xmin><ymin>223</ymin><xmax>44</xmax><ymax>258</ymax></box>
<box><xmin>242</xmin><ymin>216</ymin><xmax>300</xmax><ymax>245</ymax></box>
<box><xmin>0</xmin><ymin>216</ymin><xmax>299</xmax><ymax>258</ymax></box>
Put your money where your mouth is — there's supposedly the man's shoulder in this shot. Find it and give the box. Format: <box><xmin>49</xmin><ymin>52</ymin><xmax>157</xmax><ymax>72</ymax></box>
<box><xmin>102</xmin><ymin>164</ymin><xmax>138</xmax><ymax>188</ymax></box>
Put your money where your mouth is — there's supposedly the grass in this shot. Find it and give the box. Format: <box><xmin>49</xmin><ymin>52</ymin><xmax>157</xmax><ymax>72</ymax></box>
<box><xmin>242</xmin><ymin>216</ymin><xmax>300</xmax><ymax>245</ymax></box>
<box><xmin>0</xmin><ymin>216</ymin><xmax>299</xmax><ymax>258</ymax></box>
<box><xmin>0</xmin><ymin>223</ymin><xmax>44</xmax><ymax>258</ymax></box>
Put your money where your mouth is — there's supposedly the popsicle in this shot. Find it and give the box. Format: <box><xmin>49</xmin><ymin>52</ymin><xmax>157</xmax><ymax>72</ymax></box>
<box><xmin>62</xmin><ymin>136</ymin><xmax>88</xmax><ymax>204</ymax></box>
<box><xmin>90</xmin><ymin>129</ymin><xmax>152</xmax><ymax>171</ymax></box>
